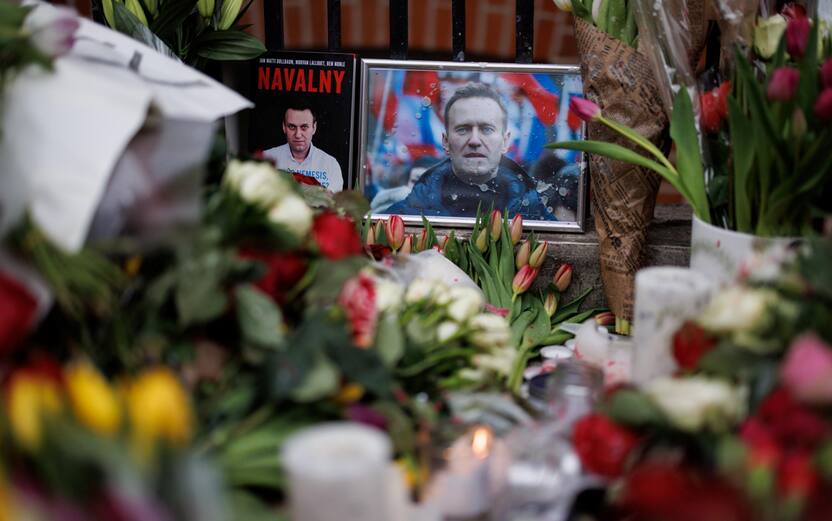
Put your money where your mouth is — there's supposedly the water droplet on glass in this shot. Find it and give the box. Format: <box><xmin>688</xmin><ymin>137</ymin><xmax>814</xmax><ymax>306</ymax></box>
<box><xmin>479</xmin><ymin>184</ymin><xmax>489</xmax><ymax>192</ymax></box>
<box><xmin>415</xmin><ymin>113</ymin><xmax>422</xmax><ymax>120</ymax></box>
<box><xmin>521</xmin><ymin>199</ymin><xmax>529</xmax><ymax>207</ymax></box>
<box><xmin>450</xmin><ymin>193</ymin><xmax>459</xmax><ymax>200</ymax></box>
<box><xmin>421</xmin><ymin>96</ymin><xmax>432</xmax><ymax>107</ymax></box>
<box><xmin>547</xmin><ymin>206</ymin><xmax>554</xmax><ymax>213</ymax></box>
<box><xmin>541</xmin><ymin>195</ymin><xmax>549</xmax><ymax>205</ymax></box>
<box><xmin>559</xmin><ymin>187</ymin><xmax>568</xmax><ymax>196</ymax></box>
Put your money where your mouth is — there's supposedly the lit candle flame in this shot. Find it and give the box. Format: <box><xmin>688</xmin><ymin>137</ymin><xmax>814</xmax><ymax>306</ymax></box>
<box><xmin>471</xmin><ymin>427</ymin><xmax>491</xmax><ymax>459</ymax></box>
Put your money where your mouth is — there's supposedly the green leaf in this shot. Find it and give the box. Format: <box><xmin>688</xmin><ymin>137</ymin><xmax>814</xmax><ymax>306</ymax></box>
<box><xmin>325</xmin><ymin>342</ymin><xmax>393</xmax><ymax>397</ymax></box>
<box><xmin>298</xmin><ymin>183</ymin><xmax>335</xmax><ymax>208</ymax></box>
<box><xmin>550</xmin><ymin>287</ymin><xmax>593</xmax><ymax>324</ymax></box>
<box><xmin>195</xmin><ymin>29</ymin><xmax>266</xmax><ymax>60</ymax></box>
<box><xmin>334</xmin><ymin>191</ymin><xmax>371</xmax><ymax>222</ymax></box>
<box><xmin>571</xmin><ymin>0</ymin><xmax>592</xmax><ymax>22</ymax></box>
<box><xmin>376</xmin><ymin>311</ymin><xmax>405</xmax><ymax>367</ymax></box>
<box><xmin>596</xmin><ymin>0</ymin><xmax>611</xmax><ymax>32</ymax></box>
<box><xmin>669</xmin><ymin>88</ymin><xmax>710</xmax><ymax>222</ymax></box>
<box><xmin>607</xmin><ymin>389</ymin><xmax>666</xmax><ymax>427</ymax></box>
<box><xmin>149</xmin><ymin>0</ymin><xmax>196</xmax><ymax>41</ymax></box>
<box><xmin>305</xmin><ymin>257</ymin><xmax>369</xmax><ymax>308</ymax></box>
<box><xmin>521</xmin><ymin>297</ymin><xmax>551</xmax><ymax>349</ymax></box>
<box><xmin>113</xmin><ymin>2</ymin><xmax>179</xmax><ymax>59</ymax></box>
<box><xmin>498</xmin><ymin>221</ymin><xmax>515</xmax><ymax>294</ymax></box>
<box><xmin>235</xmin><ymin>285</ymin><xmax>285</xmax><ymax>350</ymax></box>
<box><xmin>510</xmin><ymin>307</ymin><xmax>537</xmax><ymax>348</ymax></box>
<box><xmin>292</xmin><ymin>353</ymin><xmax>339</xmax><ymax>402</ymax></box>
<box><xmin>727</xmin><ymin>97</ymin><xmax>753</xmax><ymax>232</ymax></box>
<box><xmin>174</xmin><ymin>251</ymin><xmax>229</xmax><ymax>326</ymax></box>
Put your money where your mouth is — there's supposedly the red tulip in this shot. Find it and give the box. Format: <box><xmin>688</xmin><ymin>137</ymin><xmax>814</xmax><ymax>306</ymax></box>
<box><xmin>572</xmin><ymin>414</ymin><xmax>640</xmax><ymax>478</ymax></box>
<box><xmin>553</xmin><ymin>263</ymin><xmax>573</xmax><ymax>292</ymax></box>
<box><xmin>569</xmin><ymin>96</ymin><xmax>601</xmax><ymax>122</ymax></box>
<box><xmin>699</xmin><ymin>81</ymin><xmax>730</xmax><ymax>133</ymax></box>
<box><xmin>672</xmin><ymin>321</ymin><xmax>717</xmax><ymax>371</ymax></box>
<box><xmin>780</xmin><ymin>2</ymin><xmax>807</xmax><ymax>21</ymax></box>
<box><xmin>436</xmin><ymin>234</ymin><xmax>449</xmax><ymax>251</ymax></box>
<box><xmin>511</xmin><ymin>265</ymin><xmax>538</xmax><ymax>296</ymax></box>
<box><xmin>528</xmin><ymin>241</ymin><xmax>549</xmax><ymax>269</ymax></box>
<box><xmin>385</xmin><ymin>215</ymin><xmax>405</xmax><ymax>250</ymax></box>
<box><xmin>338</xmin><ymin>274</ymin><xmax>377</xmax><ymax>348</ymax></box>
<box><xmin>365</xmin><ymin>224</ymin><xmax>376</xmax><ymax>246</ymax></box>
<box><xmin>415</xmin><ymin>229</ymin><xmax>428</xmax><ymax>252</ymax></box>
<box><xmin>515</xmin><ymin>240</ymin><xmax>531</xmax><ymax>269</ymax></box>
<box><xmin>767</xmin><ymin>67</ymin><xmax>800</xmax><ymax>101</ymax></box>
<box><xmin>594</xmin><ymin>311</ymin><xmax>616</xmax><ymax>327</ymax></box>
<box><xmin>785</xmin><ymin>16</ymin><xmax>810</xmax><ymax>58</ymax></box>
<box><xmin>509</xmin><ymin>214</ymin><xmax>523</xmax><ymax>244</ymax></box>
<box><xmin>814</xmin><ymin>88</ymin><xmax>832</xmax><ymax>121</ymax></box>
<box><xmin>0</xmin><ymin>271</ymin><xmax>38</xmax><ymax>356</ymax></box>
<box><xmin>399</xmin><ymin>234</ymin><xmax>413</xmax><ymax>255</ymax></box>
<box><xmin>489</xmin><ymin>209</ymin><xmax>502</xmax><ymax>241</ymax></box>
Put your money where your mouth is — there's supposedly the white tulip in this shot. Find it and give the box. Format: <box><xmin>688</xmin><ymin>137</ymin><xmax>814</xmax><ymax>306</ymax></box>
<box><xmin>645</xmin><ymin>376</ymin><xmax>746</xmax><ymax>432</ymax></box>
<box><xmin>552</xmin><ymin>0</ymin><xmax>573</xmax><ymax>12</ymax></box>
<box><xmin>446</xmin><ymin>286</ymin><xmax>484</xmax><ymax>323</ymax></box>
<box><xmin>24</xmin><ymin>5</ymin><xmax>80</xmax><ymax>58</ymax></box>
<box><xmin>267</xmin><ymin>195</ymin><xmax>312</xmax><ymax>238</ymax></box>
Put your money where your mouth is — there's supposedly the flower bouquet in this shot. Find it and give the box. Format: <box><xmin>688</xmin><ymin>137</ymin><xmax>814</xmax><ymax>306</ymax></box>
<box><xmin>569</xmin><ymin>237</ymin><xmax>832</xmax><ymax>521</ymax></box>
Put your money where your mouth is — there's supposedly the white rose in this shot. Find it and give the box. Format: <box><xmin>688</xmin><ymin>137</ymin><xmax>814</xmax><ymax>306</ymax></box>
<box><xmin>405</xmin><ymin>278</ymin><xmax>446</xmax><ymax>304</ymax></box>
<box><xmin>225</xmin><ymin>160</ymin><xmax>286</xmax><ymax>208</ymax></box>
<box><xmin>446</xmin><ymin>286</ymin><xmax>484</xmax><ymax>323</ymax></box>
<box><xmin>374</xmin><ymin>279</ymin><xmax>404</xmax><ymax>313</ymax></box>
<box><xmin>699</xmin><ymin>287</ymin><xmax>777</xmax><ymax>336</ymax></box>
<box><xmin>267</xmin><ymin>195</ymin><xmax>312</xmax><ymax>238</ymax></box>
<box><xmin>473</xmin><ymin>346</ymin><xmax>516</xmax><ymax>377</ymax></box>
<box><xmin>644</xmin><ymin>376</ymin><xmax>746</xmax><ymax>432</ymax></box>
<box><xmin>468</xmin><ymin>313</ymin><xmax>511</xmax><ymax>348</ymax></box>
<box><xmin>437</xmin><ymin>321</ymin><xmax>460</xmax><ymax>343</ymax></box>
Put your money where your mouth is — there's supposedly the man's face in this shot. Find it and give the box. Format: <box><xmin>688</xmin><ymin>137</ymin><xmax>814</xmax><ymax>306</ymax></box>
<box><xmin>282</xmin><ymin>109</ymin><xmax>316</xmax><ymax>155</ymax></box>
<box><xmin>442</xmin><ymin>97</ymin><xmax>510</xmax><ymax>181</ymax></box>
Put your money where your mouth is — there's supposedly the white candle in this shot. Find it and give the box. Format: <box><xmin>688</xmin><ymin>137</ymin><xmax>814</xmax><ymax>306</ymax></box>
<box><xmin>426</xmin><ymin>426</ymin><xmax>493</xmax><ymax>518</ymax></box>
<box><xmin>282</xmin><ymin>422</ymin><xmax>394</xmax><ymax>521</ymax></box>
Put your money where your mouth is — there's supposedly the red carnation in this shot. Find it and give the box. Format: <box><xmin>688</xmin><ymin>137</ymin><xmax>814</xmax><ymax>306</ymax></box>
<box><xmin>312</xmin><ymin>212</ymin><xmax>364</xmax><ymax>260</ymax></box>
<box><xmin>291</xmin><ymin>172</ymin><xmax>322</xmax><ymax>186</ymax></box>
<box><xmin>572</xmin><ymin>413</ymin><xmax>640</xmax><ymax>478</ymax></box>
<box><xmin>0</xmin><ymin>271</ymin><xmax>38</xmax><ymax>357</ymax></box>
<box><xmin>338</xmin><ymin>274</ymin><xmax>377</xmax><ymax>348</ymax></box>
<box><xmin>699</xmin><ymin>81</ymin><xmax>731</xmax><ymax>133</ymax></box>
<box><xmin>672</xmin><ymin>321</ymin><xmax>717</xmax><ymax>370</ymax></box>
<box><xmin>239</xmin><ymin>249</ymin><xmax>308</xmax><ymax>305</ymax></box>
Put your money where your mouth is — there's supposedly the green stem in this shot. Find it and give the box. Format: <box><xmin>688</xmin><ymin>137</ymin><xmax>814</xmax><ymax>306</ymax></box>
<box><xmin>599</xmin><ymin>115</ymin><xmax>677</xmax><ymax>174</ymax></box>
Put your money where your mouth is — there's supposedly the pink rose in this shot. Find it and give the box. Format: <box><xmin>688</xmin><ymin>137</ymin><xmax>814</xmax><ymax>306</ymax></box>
<box><xmin>781</xmin><ymin>334</ymin><xmax>832</xmax><ymax>404</ymax></box>
<box><xmin>338</xmin><ymin>274</ymin><xmax>377</xmax><ymax>348</ymax></box>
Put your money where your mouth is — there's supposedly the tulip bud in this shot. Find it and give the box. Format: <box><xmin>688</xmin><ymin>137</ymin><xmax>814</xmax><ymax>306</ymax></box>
<box><xmin>217</xmin><ymin>0</ymin><xmax>243</xmax><ymax>30</ymax></box>
<box><xmin>791</xmin><ymin>107</ymin><xmax>807</xmax><ymax>138</ymax></box>
<box><xmin>785</xmin><ymin>16</ymin><xmax>810</xmax><ymax>58</ymax></box>
<box><xmin>699</xmin><ymin>81</ymin><xmax>731</xmax><ymax>133</ymax></box>
<box><xmin>475</xmin><ymin>228</ymin><xmax>488</xmax><ymax>252</ymax></box>
<box><xmin>515</xmin><ymin>240</ymin><xmax>531</xmax><ymax>269</ymax></box>
<box><xmin>509</xmin><ymin>214</ymin><xmax>523</xmax><ymax>244</ymax></box>
<box><xmin>512</xmin><ymin>265</ymin><xmax>538</xmax><ymax>297</ymax></box>
<box><xmin>437</xmin><ymin>234</ymin><xmax>449</xmax><ymax>251</ymax></box>
<box><xmin>145</xmin><ymin>0</ymin><xmax>158</xmax><ymax>17</ymax></box>
<box><xmin>101</xmin><ymin>0</ymin><xmax>115</xmax><ymax>27</ymax></box>
<box><xmin>552</xmin><ymin>0</ymin><xmax>572</xmax><ymax>12</ymax></box>
<box><xmin>385</xmin><ymin>215</ymin><xmax>405</xmax><ymax>250</ymax></box>
<box><xmin>23</xmin><ymin>4</ymin><xmax>80</xmax><ymax>57</ymax></box>
<box><xmin>569</xmin><ymin>97</ymin><xmax>601</xmax><ymax>122</ymax></box>
<box><xmin>553</xmin><ymin>263</ymin><xmax>573</xmax><ymax>292</ymax></box>
<box><xmin>489</xmin><ymin>209</ymin><xmax>503</xmax><ymax>241</ymax></box>
<box><xmin>198</xmin><ymin>0</ymin><xmax>215</xmax><ymax>18</ymax></box>
<box><xmin>416</xmin><ymin>229</ymin><xmax>428</xmax><ymax>252</ymax></box>
<box><xmin>544</xmin><ymin>292</ymin><xmax>558</xmax><ymax>318</ymax></box>
<box><xmin>528</xmin><ymin>241</ymin><xmax>549</xmax><ymax>269</ymax></box>
<box><xmin>767</xmin><ymin>67</ymin><xmax>800</xmax><ymax>102</ymax></box>
<box><xmin>399</xmin><ymin>234</ymin><xmax>413</xmax><ymax>255</ymax></box>
<box><xmin>125</xmin><ymin>0</ymin><xmax>148</xmax><ymax>25</ymax></box>
<box><xmin>594</xmin><ymin>311</ymin><xmax>615</xmax><ymax>327</ymax></box>
<box><xmin>815</xmin><ymin>88</ymin><xmax>832</xmax><ymax>121</ymax></box>
<box><xmin>754</xmin><ymin>14</ymin><xmax>787</xmax><ymax>59</ymax></box>
<box><xmin>822</xmin><ymin>59</ymin><xmax>832</xmax><ymax>89</ymax></box>
<box><xmin>66</xmin><ymin>362</ymin><xmax>121</xmax><ymax>436</ymax></box>
<box><xmin>374</xmin><ymin>220</ymin><xmax>385</xmax><ymax>243</ymax></box>
<box><xmin>365</xmin><ymin>224</ymin><xmax>376</xmax><ymax>246</ymax></box>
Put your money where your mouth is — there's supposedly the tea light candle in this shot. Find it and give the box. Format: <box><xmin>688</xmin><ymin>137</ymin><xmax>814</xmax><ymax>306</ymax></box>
<box><xmin>282</xmin><ymin>422</ymin><xmax>395</xmax><ymax>521</ymax></box>
<box><xmin>427</xmin><ymin>426</ymin><xmax>494</xmax><ymax>518</ymax></box>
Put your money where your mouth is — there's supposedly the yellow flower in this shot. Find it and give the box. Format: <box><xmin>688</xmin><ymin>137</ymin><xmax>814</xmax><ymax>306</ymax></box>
<box><xmin>125</xmin><ymin>368</ymin><xmax>193</xmax><ymax>453</ymax></box>
<box><xmin>334</xmin><ymin>383</ymin><xmax>364</xmax><ymax>405</ymax></box>
<box><xmin>65</xmin><ymin>362</ymin><xmax>121</xmax><ymax>436</ymax></box>
<box><xmin>6</xmin><ymin>373</ymin><xmax>61</xmax><ymax>450</ymax></box>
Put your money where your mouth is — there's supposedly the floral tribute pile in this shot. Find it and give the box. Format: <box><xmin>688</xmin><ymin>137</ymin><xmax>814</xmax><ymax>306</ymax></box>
<box><xmin>0</xmin><ymin>152</ymin><xmax>601</xmax><ymax>518</ymax></box>
<box><xmin>571</xmin><ymin>238</ymin><xmax>832</xmax><ymax>521</ymax></box>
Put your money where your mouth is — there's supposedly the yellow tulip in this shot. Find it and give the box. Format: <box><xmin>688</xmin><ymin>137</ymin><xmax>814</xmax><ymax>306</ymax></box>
<box><xmin>65</xmin><ymin>362</ymin><xmax>121</xmax><ymax>436</ymax></box>
<box><xmin>125</xmin><ymin>368</ymin><xmax>193</xmax><ymax>454</ymax></box>
<box><xmin>6</xmin><ymin>373</ymin><xmax>61</xmax><ymax>450</ymax></box>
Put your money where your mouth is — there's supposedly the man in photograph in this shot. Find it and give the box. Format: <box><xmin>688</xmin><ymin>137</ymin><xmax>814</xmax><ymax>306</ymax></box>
<box><xmin>262</xmin><ymin>104</ymin><xmax>344</xmax><ymax>191</ymax></box>
<box><xmin>387</xmin><ymin>83</ymin><xmax>552</xmax><ymax>219</ymax></box>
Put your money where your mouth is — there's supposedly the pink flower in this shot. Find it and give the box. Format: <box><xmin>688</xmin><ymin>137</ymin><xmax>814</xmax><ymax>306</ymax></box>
<box><xmin>385</xmin><ymin>215</ymin><xmax>405</xmax><ymax>250</ymax></box>
<box><xmin>814</xmin><ymin>88</ymin><xmax>832</xmax><ymax>121</ymax></box>
<box><xmin>399</xmin><ymin>234</ymin><xmax>413</xmax><ymax>255</ymax></box>
<box><xmin>338</xmin><ymin>274</ymin><xmax>377</xmax><ymax>348</ymax></box>
<box><xmin>767</xmin><ymin>67</ymin><xmax>800</xmax><ymax>101</ymax></box>
<box><xmin>509</xmin><ymin>214</ymin><xmax>523</xmax><ymax>244</ymax></box>
<box><xmin>512</xmin><ymin>265</ymin><xmax>538</xmax><ymax>296</ymax></box>
<box><xmin>515</xmin><ymin>240</ymin><xmax>531</xmax><ymax>269</ymax></box>
<box><xmin>821</xmin><ymin>59</ymin><xmax>832</xmax><ymax>89</ymax></box>
<box><xmin>553</xmin><ymin>263</ymin><xmax>573</xmax><ymax>292</ymax></box>
<box><xmin>24</xmin><ymin>5</ymin><xmax>80</xmax><ymax>58</ymax></box>
<box><xmin>569</xmin><ymin>97</ymin><xmax>601</xmax><ymax>122</ymax></box>
<box><xmin>785</xmin><ymin>16</ymin><xmax>810</xmax><ymax>58</ymax></box>
<box><xmin>594</xmin><ymin>311</ymin><xmax>616</xmax><ymax>327</ymax></box>
<box><xmin>484</xmin><ymin>303</ymin><xmax>509</xmax><ymax>317</ymax></box>
<box><xmin>781</xmin><ymin>334</ymin><xmax>832</xmax><ymax>404</ymax></box>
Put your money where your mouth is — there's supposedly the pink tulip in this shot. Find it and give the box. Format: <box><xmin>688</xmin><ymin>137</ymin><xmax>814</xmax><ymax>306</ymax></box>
<box><xmin>512</xmin><ymin>265</ymin><xmax>538</xmax><ymax>296</ymax></box>
<box><xmin>814</xmin><ymin>88</ymin><xmax>832</xmax><ymax>121</ymax></box>
<box><xmin>528</xmin><ymin>241</ymin><xmax>549</xmax><ymax>269</ymax></box>
<box><xmin>416</xmin><ymin>229</ymin><xmax>428</xmax><ymax>251</ymax></box>
<box><xmin>515</xmin><ymin>240</ymin><xmax>531</xmax><ymax>269</ymax></box>
<box><xmin>594</xmin><ymin>311</ymin><xmax>616</xmax><ymax>327</ymax></box>
<box><xmin>553</xmin><ymin>263</ymin><xmax>573</xmax><ymax>292</ymax></box>
<box><xmin>767</xmin><ymin>67</ymin><xmax>800</xmax><ymax>102</ymax></box>
<box><xmin>569</xmin><ymin>97</ymin><xmax>601</xmax><ymax>122</ymax></box>
<box><xmin>821</xmin><ymin>59</ymin><xmax>832</xmax><ymax>89</ymax></box>
<box><xmin>489</xmin><ymin>209</ymin><xmax>503</xmax><ymax>241</ymax></box>
<box><xmin>781</xmin><ymin>334</ymin><xmax>832</xmax><ymax>404</ymax></box>
<box><xmin>24</xmin><ymin>5</ymin><xmax>80</xmax><ymax>58</ymax></box>
<box><xmin>399</xmin><ymin>234</ymin><xmax>413</xmax><ymax>255</ymax></box>
<box><xmin>385</xmin><ymin>215</ymin><xmax>405</xmax><ymax>250</ymax></box>
<box><xmin>509</xmin><ymin>214</ymin><xmax>523</xmax><ymax>245</ymax></box>
<box><xmin>785</xmin><ymin>16</ymin><xmax>810</xmax><ymax>58</ymax></box>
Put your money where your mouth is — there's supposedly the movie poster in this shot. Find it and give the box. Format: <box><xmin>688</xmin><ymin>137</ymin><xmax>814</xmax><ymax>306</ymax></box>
<box><xmin>249</xmin><ymin>51</ymin><xmax>356</xmax><ymax>192</ymax></box>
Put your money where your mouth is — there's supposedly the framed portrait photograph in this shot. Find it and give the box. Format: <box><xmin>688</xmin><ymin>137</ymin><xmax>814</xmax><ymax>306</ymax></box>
<box><xmin>249</xmin><ymin>50</ymin><xmax>357</xmax><ymax>192</ymax></box>
<box><xmin>358</xmin><ymin>59</ymin><xmax>587</xmax><ymax>232</ymax></box>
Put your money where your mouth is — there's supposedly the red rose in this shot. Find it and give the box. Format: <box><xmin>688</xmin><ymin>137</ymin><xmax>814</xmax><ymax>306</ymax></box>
<box><xmin>740</xmin><ymin>418</ymin><xmax>781</xmax><ymax>467</ymax></box>
<box><xmin>312</xmin><ymin>212</ymin><xmax>364</xmax><ymax>260</ymax></box>
<box><xmin>777</xmin><ymin>451</ymin><xmax>819</xmax><ymax>499</ymax></box>
<box><xmin>572</xmin><ymin>413</ymin><xmax>640</xmax><ymax>478</ymax></box>
<box><xmin>239</xmin><ymin>249</ymin><xmax>307</xmax><ymax>305</ymax></box>
<box><xmin>672</xmin><ymin>321</ymin><xmax>717</xmax><ymax>370</ymax></box>
<box><xmin>699</xmin><ymin>81</ymin><xmax>730</xmax><ymax>133</ymax></box>
<box><xmin>617</xmin><ymin>462</ymin><xmax>693</xmax><ymax>518</ymax></box>
<box><xmin>291</xmin><ymin>172</ymin><xmax>322</xmax><ymax>186</ymax></box>
<box><xmin>0</xmin><ymin>271</ymin><xmax>38</xmax><ymax>357</ymax></box>
<box><xmin>338</xmin><ymin>274</ymin><xmax>377</xmax><ymax>348</ymax></box>
<box><xmin>758</xmin><ymin>388</ymin><xmax>831</xmax><ymax>451</ymax></box>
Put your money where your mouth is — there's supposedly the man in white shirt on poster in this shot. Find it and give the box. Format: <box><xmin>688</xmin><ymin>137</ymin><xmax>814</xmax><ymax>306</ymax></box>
<box><xmin>262</xmin><ymin>105</ymin><xmax>344</xmax><ymax>191</ymax></box>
